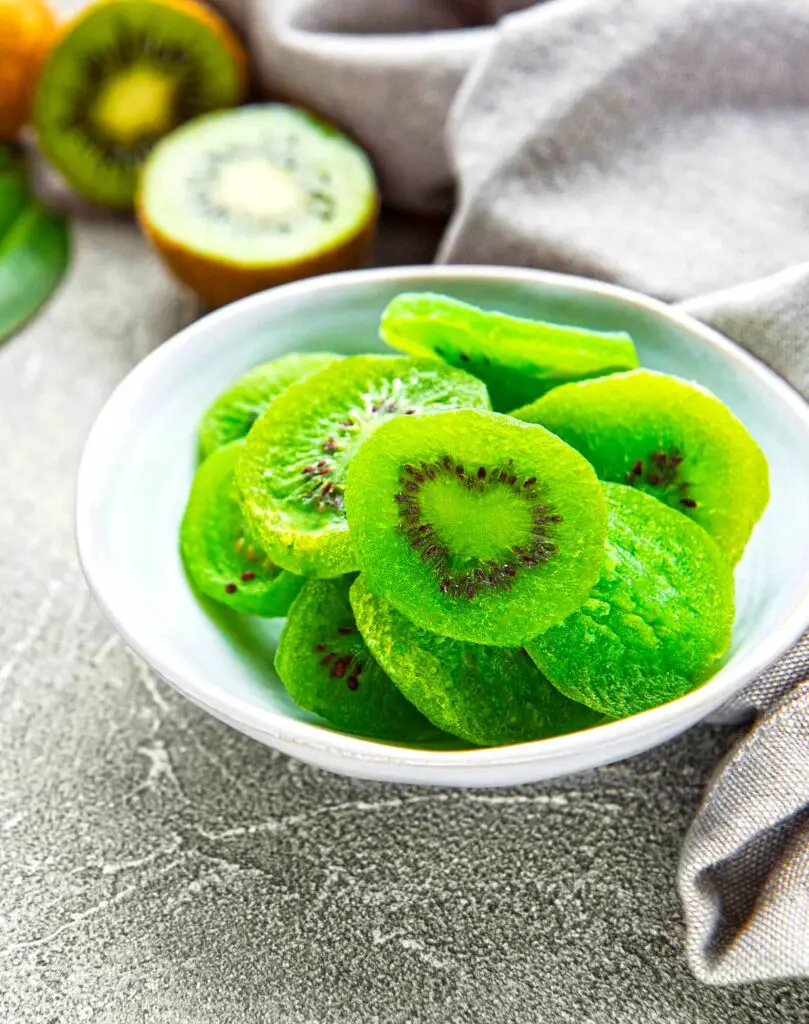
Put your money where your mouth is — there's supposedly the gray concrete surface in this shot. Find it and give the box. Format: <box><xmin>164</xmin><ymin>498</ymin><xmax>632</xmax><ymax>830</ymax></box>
<box><xmin>1</xmin><ymin>211</ymin><xmax>808</xmax><ymax>1023</ymax></box>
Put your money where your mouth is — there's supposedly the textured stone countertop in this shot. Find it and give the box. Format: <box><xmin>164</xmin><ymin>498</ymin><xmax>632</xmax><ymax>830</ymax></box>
<box><xmin>2</xmin><ymin>205</ymin><xmax>809</xmax><ymax>1024</ymax></box>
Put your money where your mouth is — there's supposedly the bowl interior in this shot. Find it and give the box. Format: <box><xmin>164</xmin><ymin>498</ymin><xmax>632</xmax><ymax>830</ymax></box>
<box><xmin>78</xmin><ymin>268</ymin><xmax>809</xmax><ymax>758</ymax></box>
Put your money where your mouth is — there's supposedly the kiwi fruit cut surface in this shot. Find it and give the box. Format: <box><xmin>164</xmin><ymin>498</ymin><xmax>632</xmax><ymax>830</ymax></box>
<box><xmin>180</xmin><ymin>441</ymin><xmax>304</xmax><ymax>617</ymax></box>
<box><xmin>236</xmin><ymin>355</ymin><xmax>490</xmax><ymax>579</ymax></box>
<box><xmin>344</xmin><ymin>409</ymin><xmax>607</xmax><ymax>646</ymax></box>
<box><xmin>527</xmin><ymin>483</ymin><xmax>735</xmax><ymax>718</ymax></box>
<box><xmin>138</xmin><ymin>104</ymin><xmax>380</xmax><ymax>307</ymax></box>
<box><xmin>350</xmin><ymin>576</ymin><xmax>603</xmax><ymax>747</ymax></box>
<box><xmin>34</xmin><ymin>0</ymin><xmax>247</xmax><ymax>207</ymax></box>
<box><xmin>275</xmin><ymin>576</ymin><xmax>436</xmax><ymax>742</ymax></box>
<box><xmin>380</xmin><ymin>292</ymin><xmax>639</xmax><ymax>411</ymax></box>
<box><xmin>198</xmin><ymin>351</ymin><xmax>340</xmax><ymax>460</ymax></box>
<box><xmin>515</xmin><ymin>369</ymin><xmax>769</xmax><ymax>564</ymax></box>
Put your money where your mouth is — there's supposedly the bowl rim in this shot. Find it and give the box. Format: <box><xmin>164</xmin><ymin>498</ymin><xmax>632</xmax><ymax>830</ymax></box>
<box><xmin>76</xmin><ymin>264</ymin><xmax>809</xmax><ymax>768</ymax></box>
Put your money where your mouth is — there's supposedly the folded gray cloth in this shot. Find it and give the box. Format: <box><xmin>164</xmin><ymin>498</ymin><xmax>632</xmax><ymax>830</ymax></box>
<box><xmin>231</xmin><ymin>0</ymin><xmax>809</xmax><ymax>984</ymax></box>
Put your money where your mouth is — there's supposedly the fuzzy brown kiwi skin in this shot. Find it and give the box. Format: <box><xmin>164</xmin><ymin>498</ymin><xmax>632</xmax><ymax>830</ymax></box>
<box><xmin>136</xmin><ymin>190</ymin><xmax>379</xmax><ymax>308</ymax></box>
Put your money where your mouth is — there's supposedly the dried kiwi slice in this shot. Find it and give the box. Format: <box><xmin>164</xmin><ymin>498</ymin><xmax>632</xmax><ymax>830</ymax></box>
<box><xmin>198</xmin><ymin>352</ymin><xmax>340</xmax><ymax>460</ymax></box>
<box><xmin>344</xmin><ymin>409</ymin><xmax>607</xmax><ymax>646</ymax></box>
<box><xmin>180</xmin><ymin>441</ymin><xmax>304</xmax><ymax>616</ymax></box>
<box><xmin>380</xmin><ymin>292</ymin><xmax>639</xmax><ymax>411</ymax></box>
<box><xmin>515</xmin><ymin>369</ymin><xmax>769</xmax><ymax>564</ymax></box>
<box><xmin>236</xmin><ymin>355</ymin><xmax>490</xmax><ymax>579</ymax></box>
<box><xmin>138</xmin><ymin>104</ymin><xmax>380</xmax><ymax>307</ymax></box>
<box><xmin>275</xmin><ymin>577</ymin><xmax>435</xmax><ymax>742</ymax></box>
<box><xmin>34</xmin><ymin>0</ymin><xmax>247</xmax><ymax>207</ymax></box>
<box><xmin>350</xmin><ymin>576</ymin><xmax>603</xmax><ymax>747</ymax></box>
<box><xmin>527</xmin><ymin>483</ymin><xmax>735</xmax><ymax>718</ymax></box>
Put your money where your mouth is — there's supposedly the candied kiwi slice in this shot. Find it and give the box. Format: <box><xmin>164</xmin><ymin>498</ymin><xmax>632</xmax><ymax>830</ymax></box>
<box><xmin>344</xmin><ymin>409</ymin><xmax>607</xmax><ymax>646</ymax></box>
<box><xmin>180</xmin><ymin>441</ymin><xmax>304</xmax><ymax>617</ymax></box>
<box><xmin>198</xmin><ymin>352</ymin><xmax>340</xmax><ymax>460</ymax></box>
<box><xmin>34</xmin><ymin>0</ymin><xmax>247</xmax><ymax>207</ymax></box>
<box><xmin>350</xmin><ymin>576</ymin><xmax>603</xmax><ymax>747</ymax></box>
<box><xmin>527</xmin><ymin>483</ymin><xmax>735</xmax><ymax>718</ymax></box>
<box><xmin>236</xmin><ymin>355</ymin><xmax>490</xmax><ymax>579</ymax></box>
<box><xmin>380</xmin><ymin>291</ymin><xmax>639</xmax><ymax>412</ymax></box>
<box><xmin>137</xmin><ymin>105</ymin><xmax>380</xmax><ymax>307</ymax></box>
<box><xmin>515</xmin><ymin>369</ymin><xmax>770</xmax><ymax>564</ymax></box>
<box><xmin>275</xmin><ymin>577</ymin><xmax>436</xmax><ymax>742</ymax></box>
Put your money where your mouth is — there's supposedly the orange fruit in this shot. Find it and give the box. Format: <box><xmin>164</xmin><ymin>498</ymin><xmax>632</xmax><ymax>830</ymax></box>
<box><xmin>0</xmin><ymin>0</ymin><xmax>57</xmax><ymax>140</ymax></box>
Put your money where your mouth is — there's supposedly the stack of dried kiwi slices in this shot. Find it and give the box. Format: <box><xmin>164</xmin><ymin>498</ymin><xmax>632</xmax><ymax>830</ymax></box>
<box><xmin>180</xmin><ymin>293</ymin><xmax>770</xmax><ymax>747</ymax></box>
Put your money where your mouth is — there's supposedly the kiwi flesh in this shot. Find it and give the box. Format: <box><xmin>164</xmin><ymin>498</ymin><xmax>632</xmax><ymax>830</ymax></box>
<box><xmin>236</xmin><ymin>355</ymin><xmax>490</xmax><ymax>579</ymax></box>
<box><xmin>198</xmin><ymin>352</ymin><xmax>340</xmax><ymax>460</ymax></box>
<box><xmin>275</xmin><ymin>576</ymin><xmax>436</xmax><ymax>742</ymax></box>
<box><xmin>137</xmin><ymin>104</ymin><xmax>380</xmax><ymax>307</ymax></box>
<box><xmin>344</xmin><ymin>409</ymin><xmax>607</xmax><ymax>646</ymax></box>
<box><xmin>180</xmin><ymin>440</ymin><xmax>304</xmax><ymax>617</ymax></box>
<box><xmin>527</xmin><ymin>483</ymin><xmax>735</xmax><ymax>718</ymax></box>
<box><xmin>34</xmin><ymin>0</ymin><xmax>247</xmax><ymax>207</ymax></box>
<box><xmin>350</xmin><ymin>576</ymin><xmax>603</xmax><ymax>746</ymax></box>
<box><xmin>380</xmin><ymin>292</ymin><xmax>639</xmax><ymax>412</ymax></box>
<box><xmin>515</xmin><ymin>369</ymin><xmax>769</xmax><ymax>564</ymax></box>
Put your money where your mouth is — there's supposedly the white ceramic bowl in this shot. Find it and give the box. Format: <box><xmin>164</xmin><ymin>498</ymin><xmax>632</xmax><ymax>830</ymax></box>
<box><xmin>76</xmin><ymin>266</ymin><xmax>809</xmax><ymax>787</ymax></box>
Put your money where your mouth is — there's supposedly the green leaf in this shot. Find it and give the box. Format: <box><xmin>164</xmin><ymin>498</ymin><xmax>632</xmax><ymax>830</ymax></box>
<box><xmin>0</xmin><ymin>201</ymin><xmax>70</xmax><ymax>343</ymax></box>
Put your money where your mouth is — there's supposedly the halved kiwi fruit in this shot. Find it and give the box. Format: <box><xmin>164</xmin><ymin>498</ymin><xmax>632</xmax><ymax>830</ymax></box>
<box><xmin>275</xmin><ymin>576</ymin><xmax>436</xmax><ymax>742</ymax></box>
<box><xmin>198</xmin><ymin>352</ymin><xmax>340</xmax><ymax>460</ymax></box>
<box><xmin>380</xmin><ymin>292</ymin><xmax>639</xmax><ymax>411</ymax></box>
<box><xmin>527</xmin><ymin>483</ymin><xmax>735</xmax><ymax>718</ymax></box>
<box><xmin>180</xmin><ymin>440</ymin><xmax>304</xmax><ymax>617</ymax></box>
<box><xmin>236</xmin><ymin>355</ymin><xmax>490</xmax><ymax>579</ymax></box>
<box><xmin>344</xmin><ymin>409</ymin><xmax>607</xmax><ymax>646</ymax></box>
<box><xmin>515</xmin><ymin>369</ymin><xmax>769</xmax><ymax>563</ymax></box>
<box><xmin>137</xmin><ymin>104</ymin><xmax>380</xmax><ymax>307</ymax></box>
<box><xmin>34</xmin><ymin>0</ymin><xmax>247</xmax><ymax>207</ymax></box>
<box><xmin>350</xmin><ymin>576</ymin><xmax>603</xmax><ymax>746</ymax></box>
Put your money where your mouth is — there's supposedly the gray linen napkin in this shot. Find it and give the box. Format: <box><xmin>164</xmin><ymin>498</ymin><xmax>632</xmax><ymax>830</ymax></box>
<box><xmin>228</xmin><ymin>0</ymin><xmax>809</xmax><ymax>984</ymax></box>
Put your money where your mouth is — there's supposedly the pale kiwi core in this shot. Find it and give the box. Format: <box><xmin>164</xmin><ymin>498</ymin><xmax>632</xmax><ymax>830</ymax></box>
<box><xmin>93</xmin><ymin>66</ymin><xmax>175</xmax><ymax>144</ymax></box>
<box><xmin>418</xmin><ymin>476</ymin><xmax>535</xmax><ymax>564</ymax></box>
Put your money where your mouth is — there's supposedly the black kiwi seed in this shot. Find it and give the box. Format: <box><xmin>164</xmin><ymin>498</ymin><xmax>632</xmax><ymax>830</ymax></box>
<box><xmin>394</xmin><ymin>456</ymin><xmax>563</xmax><ymax>600</ymax></box>
<box><xmin>297</xmin><ymin>388</ymin><xmax>422</xmax><ymax>512</ymax></box>
<box><xmin>625</xmin><ymin>447</ymin><xmax>697</xmax><ymax>507</ymax></box>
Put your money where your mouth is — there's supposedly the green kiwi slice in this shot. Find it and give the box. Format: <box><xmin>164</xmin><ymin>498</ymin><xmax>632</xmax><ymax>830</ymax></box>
<box><xmin>350</xmin><ymin>576</ymin><xmax>603</xmax><ymax>747</ymax></box>
<box><xmin>380</xmin><ymin>292</ymin><xmax>639</xmax><ymax>411</ymax></box>
<box><xmin>236</xmin><ymin>355</ymin><xmax>490</xmax><ymax>579</ymax></box>
<box><xmin>33</xmin><ymin>0</ymin><xmax>246</xmax><ymax>207</ymax></box>
<box><xmin>180</xmin><ymin>441</ymin><xmax>304</xmax><ymax>617</ymax></box>
<box><xmin>527</xmin><ymin>483</ymin><xmax>735</xmax><ymax>718</ymax></box>
<box><xmin>515</xmin><ymin>369</ymin><xmax>769</xmax><ymax>564</ymax></box>
<box><xmin>275</xmin><ymin>577</ymin><xmax>436</xmax><ymax>742</ymax></box>
<box><xmin>344</xmin><ymin>409</ymin><xmax>607</xmax><ymax>646</ymax></box>
<box><xmin>198</xmin><ymin>352</ymin><xmax>340</xmax><ymax>460</ymax></box>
